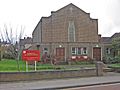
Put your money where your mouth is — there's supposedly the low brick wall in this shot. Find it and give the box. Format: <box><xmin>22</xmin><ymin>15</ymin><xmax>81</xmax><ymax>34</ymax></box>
<box><xmin>0</xmin><ymin>68</ymin><xmax>97</xmax><ymax>82</ymax></box>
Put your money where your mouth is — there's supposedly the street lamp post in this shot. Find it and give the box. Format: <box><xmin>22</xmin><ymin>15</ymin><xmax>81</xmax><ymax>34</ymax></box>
<box><xmin>15</xmin><ymin>42</ymin><xmax>20</xmax><ymax>72</ymax></box>
<box><xmin>0</xmin><ymin>39</ymin><xmax>1</xmax><ymax>61</ymax></box>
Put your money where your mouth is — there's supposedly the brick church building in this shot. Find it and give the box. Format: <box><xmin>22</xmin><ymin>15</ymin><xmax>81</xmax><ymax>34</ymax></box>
<box><xmin>32</xmin><ymin>3</ymin><xmax>106</xmax><ymax>61</ymax></box>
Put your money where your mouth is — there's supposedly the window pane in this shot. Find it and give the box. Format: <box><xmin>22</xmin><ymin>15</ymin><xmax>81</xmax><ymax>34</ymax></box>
<box><xmin>83</xmin><ymin>47</ymin><xmax>87</xmax><ymax>55</ymax></box>
<box><xmin>72</xmin><ymin>47</ymin><xmax>76</xmax><ymax>55</ymax></box>
<box><xmin>68</xmin><ymin>21</ymin><xmax>76</xmax><ymax>42</ymax></box>
<box><xmin>43</xmin><ymin>48</ymin><xmax>48</xmax><ymax>54</ymax></box>
<box><xmin>44</xmin><ymin>48</ymin><xmax>48</xmax><ymax>51</ymax></box>
<box><xmin>77</xmin><ymin>47</ymin><xmax>81</xmax><ymax>55</ymax></box>
<box><xmin>106</xmin><ymin>48</ymin><xmax>110</xmax><ymax>54</ymax></box>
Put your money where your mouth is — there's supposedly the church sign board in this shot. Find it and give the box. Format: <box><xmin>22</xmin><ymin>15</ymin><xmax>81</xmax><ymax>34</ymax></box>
<box><xmin>22</xmin><ymin>50</ymin><xmax>40</xmax><ymax>61</ymax></box>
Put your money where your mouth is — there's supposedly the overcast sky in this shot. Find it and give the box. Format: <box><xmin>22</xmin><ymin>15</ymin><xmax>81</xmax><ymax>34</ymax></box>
<box><xmin>0</xmin><ymin>0</ymin><xmax>120</xmax><ymax>39</ymax></box>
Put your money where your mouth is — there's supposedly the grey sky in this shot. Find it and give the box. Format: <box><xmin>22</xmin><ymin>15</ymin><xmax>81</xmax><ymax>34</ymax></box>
<box><xmin>0</xmin><ymin>0</ymin><xmax>120</xmax><ymax>39</ymax></box>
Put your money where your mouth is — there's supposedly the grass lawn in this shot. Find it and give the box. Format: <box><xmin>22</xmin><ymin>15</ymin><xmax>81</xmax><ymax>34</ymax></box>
<box><xmin>0</xmin><ymin>59</ymin><xmax>56</xmax><ymax>72</ymax></box>
<box><xmin>0</xmin><ymin>59</ymin><xmax>95</xmax><ymax>72</ymax></box>
<box><xmin>108</xmin><ymin>63</ymin><xmax>120</xmax><ymax>68</ymax></box>
<box><xmin>0</xmin><ymin>59</ymin><xmax>26</xmax><ymax>72</ymax></box>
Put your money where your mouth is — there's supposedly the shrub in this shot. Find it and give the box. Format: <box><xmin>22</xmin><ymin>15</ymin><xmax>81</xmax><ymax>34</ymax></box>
<box><xmin>114</xmin><ymin>56</ymin><xmax>120</xmax><ymax>63</ymax></box>
<box><xmin>2</xmin><ymin>52</ymin><xmax>14</xmax><ymax>59</ymax></box>
<box><xmin>103</xmin><ymin>55</ymin><xmax>120</xmax><ymax>64</ymax></box>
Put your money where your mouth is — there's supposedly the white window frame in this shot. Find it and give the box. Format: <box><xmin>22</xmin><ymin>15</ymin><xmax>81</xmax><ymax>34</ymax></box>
<box><xmin>43</xmin><ymin>47</ymin><xmax>48</xmax><ymax>54</ymax></box>
<box><xmin>71</xmin><ymin>47</ymin><xmax>77</xmax><ymax>55</ymax></box>
<box><xmin>71</xmin><ymin>47</ymin><xmax>87</xmax><ymax>55</ymax></box>
<box><xmin>82</xmin><ymin>47</ymin><xmax>87</xmax><ymax>55</ymax></box>
<box><xmin>106</xmin><ymin>48</ymin><xmax>110</xmax><ymax>54</ymax></box>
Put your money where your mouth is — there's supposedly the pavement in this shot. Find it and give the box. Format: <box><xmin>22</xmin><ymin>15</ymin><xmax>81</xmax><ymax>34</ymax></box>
<box><xmin>0</xmin><ymin>72</ymin><xmax>120</xmax><ymax>90</ymax></box>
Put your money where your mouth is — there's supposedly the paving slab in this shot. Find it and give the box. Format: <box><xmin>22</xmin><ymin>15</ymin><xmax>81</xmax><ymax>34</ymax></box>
<box><xmin>0</xmin><ymin>72</ymin><xmax>120</xmax><ymax>90</ymax></box>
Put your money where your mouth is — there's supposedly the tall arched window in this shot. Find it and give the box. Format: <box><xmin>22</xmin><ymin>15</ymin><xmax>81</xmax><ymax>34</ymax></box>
<box><xmin>68</xmin><ymin>21</ymin><xmax>75</xmax><ymax>42</ymax></box>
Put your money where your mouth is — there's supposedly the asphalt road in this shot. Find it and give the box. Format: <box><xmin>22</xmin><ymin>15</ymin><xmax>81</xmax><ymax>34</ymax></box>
<box><xmin>63</xmin><ymin>83</ymin><xmax>120</xmax><ymax>90</ymax></box>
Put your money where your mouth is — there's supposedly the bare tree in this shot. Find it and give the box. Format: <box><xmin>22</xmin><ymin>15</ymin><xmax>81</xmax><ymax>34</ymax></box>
<box><xmin>0</xmin><ymin>24</ymin><xmax>25</xmax><ymax>71</ymax></box>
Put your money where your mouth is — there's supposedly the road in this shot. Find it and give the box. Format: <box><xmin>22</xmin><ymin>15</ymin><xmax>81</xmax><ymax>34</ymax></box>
<box><xmin>63</xmin><ymin>83</ymin><xmax>120</xmax><ymax>90</ymax></box>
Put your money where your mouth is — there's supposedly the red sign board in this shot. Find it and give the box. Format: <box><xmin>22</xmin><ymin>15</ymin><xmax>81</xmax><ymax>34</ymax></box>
<box><xmin>22</xmin><ymin>50</ymin><xmax>40</xmax><ymax>61</ymax></box>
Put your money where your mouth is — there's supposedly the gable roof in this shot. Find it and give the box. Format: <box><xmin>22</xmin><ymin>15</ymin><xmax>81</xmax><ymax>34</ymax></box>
<box><xmin>51</xmin><ymin>3</ymin><xmax>89</xmax><ymax>15</ymax></box>
<box><xmin>101</xmin><ymin>37</ymin><xmax>111</xmax><ymax>43</ymax></box>
<box><xmin>32</xmin><ymin>3</ymin><xmax>96</xmax><ymax>35</ymax></box>
<box><xmin>101</xmin><ymin>32</ymin><xmax>120</xmax><ymax>44</ymax></box>
<box><xmin>111</xmin><ymin>32</ymin><xmax>120</xmax><ymax>38</ymax></box>
<box><xmin>20</xmin><ymin>37</ymin><xmax>32</xmax><ymax>46</ymax></box>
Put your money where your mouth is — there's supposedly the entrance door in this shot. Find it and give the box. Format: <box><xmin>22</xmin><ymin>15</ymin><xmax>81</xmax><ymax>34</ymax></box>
<box><xmin>56</xmin><ymin>48</ymin><xmax>65</xmax><ymax>60</ymax></box>
<box><xmin>93</xmin><ymin>47</ymin><xmax>101</xmax><ymax>61</ymax></box>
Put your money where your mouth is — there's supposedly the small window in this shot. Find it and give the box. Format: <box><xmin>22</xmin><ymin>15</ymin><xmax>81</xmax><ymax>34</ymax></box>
<box><xmin>82</xmin><ymin>47</ymin><xmax>87</xmax><ymax>55</ymax></box>
<box><xmin>44</xmin><ymin>48</ymin><xmax>48</xmax><ymax>51</ymax></box>
<box><xmin>77</xmin><ymin>48</ymin><xmax>81</xmax><ymax>55</ymax></box>
<box><xmin>43</xmin><ymin>48</ymin><xmax>48</xmax><ymax>54</ymax></box>
<box><xmin>106</xmin><ymin>48</ymin><xmax>110</xmax><ymax>54</ymax></box>
<box><xmin>71</xmin><ymin>47</ymin><xmax>76</xmax><ymax>55</ymax></box>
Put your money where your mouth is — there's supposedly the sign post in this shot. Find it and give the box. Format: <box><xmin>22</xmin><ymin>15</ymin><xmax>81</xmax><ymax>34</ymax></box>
<box><xmin>26</xmin><ymin>61</ymin><xmax>28</xmax><ymax>72</ymax></box>
<box><xmin>22</xmin><ymin>50</ymin><xmax>40</xmax><ymax>72</ymax></box>
<box><xmin>35</xmin><ymin>61</ymin><xmax>37</xmax><ymax>71</ymax></box>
